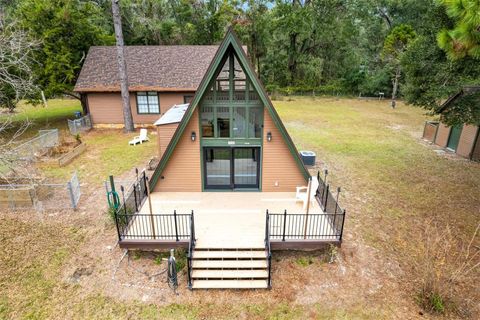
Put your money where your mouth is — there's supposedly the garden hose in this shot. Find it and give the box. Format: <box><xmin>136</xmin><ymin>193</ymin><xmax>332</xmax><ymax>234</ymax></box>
<box><xmin>107</xmin><ymin>190</ymin><xmax>120</xmax><ymax>210</ymax></box>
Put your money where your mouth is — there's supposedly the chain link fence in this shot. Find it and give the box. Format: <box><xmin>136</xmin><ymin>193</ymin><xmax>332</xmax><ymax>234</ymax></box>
<box><xmin>11</xmin><ymin>129</ymin><xmax>59</xmax><ymax>162</ymax></box>
<box><xmin>68</xmin><ymin>114</ymin><xmax>92</xmax><ymax>135</ymax></box>
<box><xmin>0</xmin><ymin>172</ymin><xmax>81</xmax><ymax>211</ymax></box>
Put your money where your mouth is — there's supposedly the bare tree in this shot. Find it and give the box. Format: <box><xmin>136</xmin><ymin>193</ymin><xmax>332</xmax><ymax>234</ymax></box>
<box><xmin>111</xmin><ymin>0</ymin><xmax>134</xmax><ymax>132</ymax></box>
<box><xmin>0</xmin><ymin>22</ymin><xmax>39</xmax><ymax>112</ymax></box>
<box><xmin>0</xmin><ymin>116</ymin><xmax>34</xmax><ymax>183</ymax></box>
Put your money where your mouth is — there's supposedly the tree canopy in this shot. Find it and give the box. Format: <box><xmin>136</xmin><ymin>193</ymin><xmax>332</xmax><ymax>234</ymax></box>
<box><xmin>0</xmin><ymin>0</ymin><xmax>478</xmax><ymax>123</ymax></box>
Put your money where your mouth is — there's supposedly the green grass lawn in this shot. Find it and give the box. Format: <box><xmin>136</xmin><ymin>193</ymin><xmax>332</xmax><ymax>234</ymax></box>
<box><xmin>1</xmin><ymin>99</ymin><xmax>158</xmax><ymax>185</ymax></box>
<box><xmin>1</xmin><ymin>97</ymin><xmax>479</xmax><ymax>319</ymax></box>
<box><xmin>39</xmin><ymin>129</ymin><xmax>158</xmax><ymax>185</ymax></box>
<box><xmin>1</xmin><ymin>99</ymin><xmax>82</xmax><ymax>139</ymax></box>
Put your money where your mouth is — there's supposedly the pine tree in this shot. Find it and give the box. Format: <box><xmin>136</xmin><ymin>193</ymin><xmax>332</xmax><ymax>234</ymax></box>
<box><xmin>437</xmin><ymin>0</ymin><xmax>480</xmax><ymax>60</ymax></box>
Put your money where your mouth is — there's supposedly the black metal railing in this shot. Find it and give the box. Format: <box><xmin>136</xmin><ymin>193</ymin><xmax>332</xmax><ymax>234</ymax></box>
<box><xmin>265</xmin><ymin>210</ymin><xmax>272</xmax><ymax>289</ymax></box>
<box><xmin>115</xmin><ymin>211</ymin><xmax>192</xmax><ymax>240</ymax></box>
<box><xmin>116</xmin><ymin>169</ymin><xmax>148</xmax><ymax>217</ymax></box>
<box><xmin>112</xmin><ymin>170</ymin><xmax>195</xmax><ymax>242</ymax></box>
<box><xmin>187</xmin><ymin>211</ymin><xmax>196</xmax><ymax>289</ymax></box>
<box><xmin>268</xmin><ymin>210</ymin><xmax>345</xmax><ymax>241</ymax></box>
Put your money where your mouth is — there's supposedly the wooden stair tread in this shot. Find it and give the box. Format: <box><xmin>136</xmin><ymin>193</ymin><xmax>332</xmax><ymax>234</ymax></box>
<box><xmin>192</xmin><ymin>259</ymin><xmax>267</xmax><ymax>269</ymax></box>
<box><xmin>192</xmin><ymin>279</ymin><xmax>268</xmax><ymax>289</ymax></box>
<box><xmin>195</xmin><ymin>243</ymin><xmax>265</xmax><ymax>250</ymax></box>
<box><xmin>193</xmin><ymin>250</ymin><xmax>266</xmax><ymax>259</ymax></box>
<box><xmin>192</xmin><ymin>269</ymin><xmax>268</xmax><ymax>279</ymax></box>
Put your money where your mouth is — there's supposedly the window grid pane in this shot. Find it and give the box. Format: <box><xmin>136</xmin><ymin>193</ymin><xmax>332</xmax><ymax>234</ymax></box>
<box><xmin>137</xmin><ymin>92</ymin><xmax>159</xmax><ymax>114</ymax></box>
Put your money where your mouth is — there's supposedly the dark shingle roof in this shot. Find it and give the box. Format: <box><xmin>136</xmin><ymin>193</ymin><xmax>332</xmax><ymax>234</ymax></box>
<box><xmin>74</xmin><ymin>46</ymin><xmax>219</xmax><ymax>92</ymax></box>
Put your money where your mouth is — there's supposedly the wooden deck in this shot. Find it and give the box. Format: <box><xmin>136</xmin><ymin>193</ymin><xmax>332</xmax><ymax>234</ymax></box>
<box><xmin>127</xmin><ymin>192</ymin><xmax>327</xmax><ymax>249</ymax></box>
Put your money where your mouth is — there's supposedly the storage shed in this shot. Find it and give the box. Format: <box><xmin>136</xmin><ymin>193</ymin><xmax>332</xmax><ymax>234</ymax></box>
<box><xmin>422</xmin><ymin>86</ymin><xmax>480</xmax><ymax>161</ymax></box>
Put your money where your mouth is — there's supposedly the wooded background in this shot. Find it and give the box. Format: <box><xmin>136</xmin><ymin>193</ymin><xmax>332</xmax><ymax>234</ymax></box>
<box><xmin>0</xmin><ymin>0</ymin><xmax>479</xmax><ymax>124</ymax></box>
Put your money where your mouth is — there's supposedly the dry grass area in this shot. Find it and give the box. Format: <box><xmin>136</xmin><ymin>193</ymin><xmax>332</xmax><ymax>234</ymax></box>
<box><xmin>0</xmin><ymin>97</ymin><xmax>479</xmax><ymax>319</ymax></box>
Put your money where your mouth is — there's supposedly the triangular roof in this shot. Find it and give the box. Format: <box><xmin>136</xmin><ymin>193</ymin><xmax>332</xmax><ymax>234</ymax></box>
<box><xmin>150</xmin><ymin>28</ymin><xmax>309</xmax><ymax>188</ymax></box>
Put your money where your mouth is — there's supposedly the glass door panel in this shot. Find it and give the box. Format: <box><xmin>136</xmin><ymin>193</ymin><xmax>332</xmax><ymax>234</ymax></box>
<box><xmin>233</xmin><ymin>148</ymin><xmax>259</xmax><ymax>188</ymax></box>
<box><xmin>204</xmin><ymin>148</ymin><xmax>231</xmax><ymax>189</ymax></box>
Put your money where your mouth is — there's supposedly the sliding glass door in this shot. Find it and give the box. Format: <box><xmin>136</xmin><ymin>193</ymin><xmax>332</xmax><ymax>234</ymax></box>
<box><xmin>204</xmin><ymin>147</ymin><xmax>260</xmax><ymax>190</ymax></box>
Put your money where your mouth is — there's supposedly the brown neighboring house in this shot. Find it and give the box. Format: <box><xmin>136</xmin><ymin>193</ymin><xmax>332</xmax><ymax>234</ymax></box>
<box><xmin>74</xmin><ymin>45</ymin><xmax>219</xmax><ymax>127</ymax></box>
<box><xmin>422</xmin><ymin>86</ymin><xmax>480</xmax><ymax>161</ymax></box>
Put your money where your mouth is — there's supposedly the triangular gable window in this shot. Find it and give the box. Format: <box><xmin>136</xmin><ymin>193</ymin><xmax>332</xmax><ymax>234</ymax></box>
<box><xmin>200</xmin><ymin>46</ymin><xmax>262</xmax><ymax>139</ymax></box>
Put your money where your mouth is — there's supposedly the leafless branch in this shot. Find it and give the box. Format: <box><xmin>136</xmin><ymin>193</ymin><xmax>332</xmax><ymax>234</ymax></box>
<box><xmin>0</xmin><ymin>21</ymin><xmax>40</xmax><ymax>111</ymax></box>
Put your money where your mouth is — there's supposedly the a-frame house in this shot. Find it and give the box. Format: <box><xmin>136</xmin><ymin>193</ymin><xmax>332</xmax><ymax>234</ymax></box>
<box><xmin>150</xmin><ymin>28</ymin><xmax>309</xmax><ymax>192</ymax></box>
<box><xmin>114</xmin><ymin>29</ymin><xmax>346</xmax><ymax>290</ymax></box>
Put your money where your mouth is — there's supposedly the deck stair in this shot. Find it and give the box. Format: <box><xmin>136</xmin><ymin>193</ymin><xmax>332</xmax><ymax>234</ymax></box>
<box><xmin>190</xmin><ymin>248</ymin><xmax>269</xmax><ymax>289</ymax></box>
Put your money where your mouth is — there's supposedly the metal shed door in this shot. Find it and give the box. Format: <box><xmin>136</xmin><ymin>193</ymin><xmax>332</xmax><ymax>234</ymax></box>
<box><xmin>447</xmin><ymin>125</ymin><xmax>462</xmax><ymax>151</ymax></box>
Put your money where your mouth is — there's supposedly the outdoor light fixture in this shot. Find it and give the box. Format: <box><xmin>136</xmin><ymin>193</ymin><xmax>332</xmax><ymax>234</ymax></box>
<box><xmin>191</xmin><ymin>131</ymin><xmax>196</xmax><ymax>142</ymax></box>
<box><xmin>267</xmin><ymin>132</ymin><xmax>272</xmax><ymax>142</ymax></box>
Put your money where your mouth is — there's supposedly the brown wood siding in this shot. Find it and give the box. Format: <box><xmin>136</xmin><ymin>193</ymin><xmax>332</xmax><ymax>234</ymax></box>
<box><xmin>87</xmin><ymin>92</ymin><xmax>194</xmax><ymax>125</ymax></box>
<box><xmin>457</xmin><ymin>125</ymin><xmax>479</xmax><ymax>158</ymax></box>
<box><xmin>435</xmin><ymin>123</ymin><xmax>451</xmax><ymax>148</ymax></box>
<box><xmin>153</xmin><ymin>109</ymin><xmax>201</xmax><ymax>192</ymax></box>
<box><xmin>87</xmin><ymin>93</ymin><xmax>125</xmax><ymax>124</ymax></box>
<box><xmin>157</xmin><ymin>123</ymin><xmax>178</xmax><ymax>158</ymax></box>
<box><xmin>159</xmin><ymin>92</ymin><xmax>192</xmax><ymax>114</ymax></box>
<box><xmin>262</xmin><ymin>109</ymin><xmax>306</xmax><ymax>191</ymax></box>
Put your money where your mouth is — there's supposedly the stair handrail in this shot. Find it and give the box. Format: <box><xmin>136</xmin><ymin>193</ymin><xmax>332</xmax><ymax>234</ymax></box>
<box><xmin>187</xmin><ymin>210</ymin><xmax>195</xmax><ymax>289</ymax></box>
<box><xmin>265</xmin><ymin>210</ymin><xmax>272</xmax><ymax>289</ymax></box>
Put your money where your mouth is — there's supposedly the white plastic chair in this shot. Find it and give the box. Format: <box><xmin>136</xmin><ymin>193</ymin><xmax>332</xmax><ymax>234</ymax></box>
<box><xmin>129</xmin><ymin>128</ymin><xmax>150</xmax><ymax>145</ymax></box>
<box><xmin>296</xmin><ymin>176</ymin><xmax>319</xmax><ymax>210</ymax></box>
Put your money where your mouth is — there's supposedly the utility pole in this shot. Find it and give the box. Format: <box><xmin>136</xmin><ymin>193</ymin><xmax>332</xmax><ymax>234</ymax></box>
<box><xmin>111</xmin><ymin>0</ymin><xmax>134</xmax><ymax>132</ymax></box>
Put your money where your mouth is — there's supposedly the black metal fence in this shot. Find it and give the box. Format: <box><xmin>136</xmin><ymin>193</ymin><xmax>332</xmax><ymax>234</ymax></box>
<box><xmin>264</xmin><ymin>212</ymin><xmax>272</xmax><ymax>288</ymax></box>
<box><xmin>115</xmin><ymin>211</ymin><xmax>192</xmax><ymax>241</ymax></box>
<box><xmin>187</xmin><ymin>212</ymin><xmax>196</xmax><ymax>289</ymax></box>
<box><xmin>315</xmin><ymin>170</ymin><xmax>345</xmax><ymax>216</ymax></box>
<box><xmin>116</xmin><ymin>170</ymin><xmax>148</xmax><ymax>216</ymax></box>
<box><xmin>111</xmin><ymin>170</ymin><xmax>195</xmax><ymax>242</ymax></box>
<box><xmin>266</xmin><ymin>170</ymin><xmax>346</xmax><ymax>242</ymax></box>
<box><xmin>267</xmin><ymin>210</ymin><xmax>345</xmax><ymax>241</ymax></box>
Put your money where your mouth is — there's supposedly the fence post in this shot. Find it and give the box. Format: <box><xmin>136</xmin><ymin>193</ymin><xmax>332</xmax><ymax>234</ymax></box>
<box><xmin>121</xmin><ymin>186</ymin><xmax>126</xmax><ymax>214</ymax></box>
<box><xmin>145</xmin><ymin>176</ymin><xmax>156</xmax><ymax>240</ymax></box>
<box><xmin>114</xmin><ymin>207</ymin><xmax>121</xmax><ymax>241</ymax></box>
<box><xmin>174</xmin><ymin>210</ymin><xmax>179</xmax><ymax>241</ymax></box>
<box><xmin>143</xmin><ymin>170</ymin><xmax>147</xmax><ymax>197</ymax></box>
<box><xmin>191</xmin><ymin>210</ymin><xmax>195</xmax><ymax>244</ymax></box>
<box><xmin>339</xmin><ymin>209</ymin><xmax>346</xmax><ymax>241</ymax></box>
<box><xmin>282</xmin><ymin>209</ymin><xmax>287</xmax><ymax>241</ymax></box>
<box><xmin>67</xmin><ymin>180</ymin><xmax>76</xmax><ymax>210</ymax></box>
<box><xmin>109</xmin><ymin>175</ymin><xmax>118</xmax><ymax>208</ymax></box>
<box><xmin>133</xmin><ymin>183</ymin><xmax>138</xmax><ymax>212</ymax></box>
<box><xmin>324</xmin><ymin>184</ymin><xmax>330</xmax><ymax>211</ymax></box>
<box><xmin>333</xmin><ymin>187</ymin><xmax>340</xmax><ymax>229</ymax></box>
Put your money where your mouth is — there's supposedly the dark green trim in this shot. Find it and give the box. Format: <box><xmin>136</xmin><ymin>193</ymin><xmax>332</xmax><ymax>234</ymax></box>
<box><xmin>150</xmin><ymin>29</ymin><xmax>309</xmax><ymax>189</ymax></box>
<box><xmin>201</xmin><ymin>138</ymin><xmax>262</xmax><ymax>147</ymax></box>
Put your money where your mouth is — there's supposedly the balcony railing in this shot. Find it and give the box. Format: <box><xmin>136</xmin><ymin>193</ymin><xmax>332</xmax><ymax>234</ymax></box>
<box><xmin>267</xmin><ymin>210</ymin><xmax>345</xmax><ymax>241</ymax></box>
<box><xmin>266</xmin><ymin>170</ymin><xmax>346</xmax><ymax>242</ymax></box>
<box><xmin>115</xmin><ymin>211</ymin><xmax>193</xmax><ymax>241</ymax></box>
